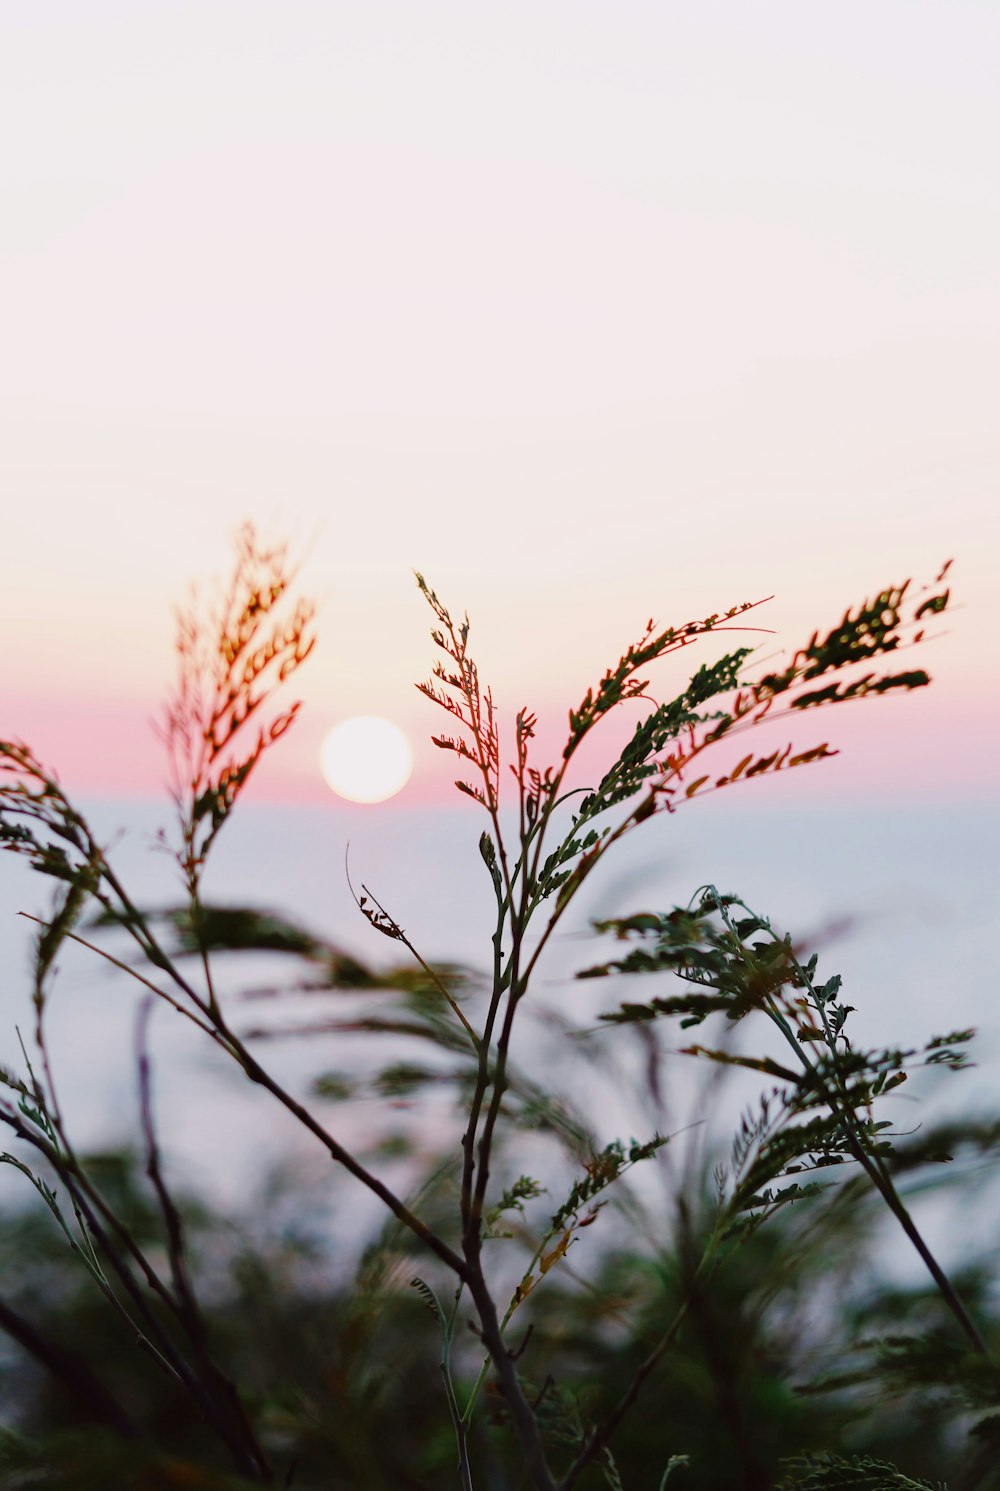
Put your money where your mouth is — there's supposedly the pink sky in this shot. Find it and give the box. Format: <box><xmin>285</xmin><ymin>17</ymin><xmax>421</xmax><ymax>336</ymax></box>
<box><xmin>6</xmin><ymin>575</ymin><xmax>993</xmax><ymax>810</ymax></box>
<box><xmin>1</xmin><ymin>2</ymin><xmax>997</xmax><ymax>810</ymax></box>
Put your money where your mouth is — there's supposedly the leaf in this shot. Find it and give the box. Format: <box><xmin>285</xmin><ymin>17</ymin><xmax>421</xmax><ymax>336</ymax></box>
<box><xmin>777</xmin><ymin>1452</ymin><xmax>941</xmax><ymax>1489</ymax></box>
<box><xmin>409</xmin><ymin>1276</ymin><xmax>446</xmax><ymax>1329</ymax></box>
<box><xmin>160</xmin><ymin>526</ymin><xmax>315</xmax><ymax>879</ymax></box>
<box><xmin>572</xmin><ymin>645</ymin><xmax>756</xmax><ymax>818</ymax></box>
<box><xmin>310</xmin><ymin>1072</ymin><xmax>357</xmax><ymax>1102</ymax></box>
<box><xmin>34</xmin><ymin>876</ymin><xmax>94</xmax><ymax>993</ymax></box>
<box><xmin>371</xmin><ymin>1063</ymin><xmax>444</xmax><ymax>1099</ymax></box>
<box><xmin>601</xmin><ymin>1448</ymin><xmax>625</xmax><ymax>1491</ymax></box>
<box><xmin>549</xmin><ymin>1135</ymin><xmax>668</xmax><ymax>1234</ymax></box>
<box><xmin>479</xmin><ymin>830</ymin><xmax>503</xmax><ymax>898</ymax></box>
<box><xmin>594</xmin><ymin>992</ymin><xmax>733</xmax><ymax>1027</ymax></box>
<box><xmin>512</xmin><ymin>1272</ymin><xmax>535</xmax><ymax>1306</ymax></box>
<box><xmin>485</xmin><ymin>1176</ymin><xmax>546</xmax><ymax>1232</ymax></box>
<box><xmin>914</xmin><ymin>591</ymin><xmax>949</xmax><ymax>619</ymax></box>
<box><xmin>539</xmin><ymin>1228</ymin><xmax>574</xmax><ymax>1275</ymax></box>
<box><xmin>415</xmin><ymin>576</ymin><xmax>499</xmax><ymax>811</ymax></box>
<box><xmin>659</xmin><ymin>1456</ymin><xmax>692</xmax><ymax>1488</ymax></box>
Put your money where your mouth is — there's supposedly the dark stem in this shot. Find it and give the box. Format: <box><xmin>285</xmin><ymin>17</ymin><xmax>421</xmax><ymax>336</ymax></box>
<box><xmin>1</xmin><ymin>1102</ymin><xmax>269</xmax><ymax>1479</ymax></box>
<box><xmin>28</xmin><ymin>894</ymin><xmax>466</xmax><ymax>1281</ymax></box>
<box><xmin>0</xmin><ymin>1293</ymin><xmax>141</xmax><ymax>1441</ymax></box>
<box><xmin>464</xmin><ymin>1268</ymin><xmax>558</xmax><ymax>1491</ymax></box>
<box><xmin>558</xmin><ymin>1284</ymin><xmax>703</xmax><ymax>1491</ymax></box>
<box><xmin>137</xmin><ymin>999</ymin><xmax>274</xmax><ymax>1481</ymax></box>
<box><xmin>217</xmin><ymin>1016</ymin><xmax>467</xmax><ymax>1278</ymax></box>
<box><xmin>461</xmin><ymin>902</ymin><xmax>509</xmax><ymax>1244</ymax></box>
<box><xmin>756</xmin><ymin>943</ymin><xmax>992</xmax><ymax>1362</ymax></box>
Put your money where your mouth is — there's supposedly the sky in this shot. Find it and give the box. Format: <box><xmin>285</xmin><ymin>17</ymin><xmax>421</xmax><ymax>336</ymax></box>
<box><xmin>1</xmin><ymin>0</ymin><xmax>997</xmax><ymax>807</ymax></box>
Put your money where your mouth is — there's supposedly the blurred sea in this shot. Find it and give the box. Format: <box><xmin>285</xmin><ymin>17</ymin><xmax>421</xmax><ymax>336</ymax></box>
<box><xmin>1</xmin><ymin>793</ymin><xmax>997</xmax><ymax>1255</ymax></box>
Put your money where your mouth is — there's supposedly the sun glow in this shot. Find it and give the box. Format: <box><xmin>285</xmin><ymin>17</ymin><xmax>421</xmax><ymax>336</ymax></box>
<box><xmin>319</xmin><ymin>716</ymin><xmax>413</xmax><ymax>804</ymax></box>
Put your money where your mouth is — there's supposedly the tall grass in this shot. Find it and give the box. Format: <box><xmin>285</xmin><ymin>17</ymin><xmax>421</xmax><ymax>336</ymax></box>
<box><xmin>2</xmin><ymin>529</ymin><xmax>994</xmax><ymax>1490</ymax></box>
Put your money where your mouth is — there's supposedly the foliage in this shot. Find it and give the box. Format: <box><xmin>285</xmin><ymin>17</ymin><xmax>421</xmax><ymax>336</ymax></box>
<box><xmin>776</xmin><ymin>1455</ymin><xmax>947</xmax><ymax>1490</ymax></box>
<box><xmin>2</xmin><ymin>533</ymin><xmax>995</xmax><ymax>1489</ymax></box>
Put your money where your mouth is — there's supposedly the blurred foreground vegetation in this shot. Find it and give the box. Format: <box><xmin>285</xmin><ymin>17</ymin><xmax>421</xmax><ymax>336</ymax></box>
<box><xmin>3</xmin><ymin>535</ymin><xmax>995</xmax><ymax>1489</ymax></box>
<box><xmin>2</xmin><ymin>1126</ymin><xmax>1000</xmax><ymax>1489</ymax></box>
<box><xmin>1</xmin><ymin>917</ymin><xmax>999</xmax><ymax>1490</ymax></box>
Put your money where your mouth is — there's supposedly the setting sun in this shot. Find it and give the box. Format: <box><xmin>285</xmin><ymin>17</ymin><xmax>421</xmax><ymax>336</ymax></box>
<box><xmin>319</xmin><ymin>716</ymin><xmax>413</xmax><ymax>804</ymax></box>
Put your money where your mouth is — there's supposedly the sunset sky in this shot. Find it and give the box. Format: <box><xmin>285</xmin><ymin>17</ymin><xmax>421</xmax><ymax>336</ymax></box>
<box><xmin>2</xmin><ymin>1</ymin><xmax>996</xmax><ymax>806</ymax></box>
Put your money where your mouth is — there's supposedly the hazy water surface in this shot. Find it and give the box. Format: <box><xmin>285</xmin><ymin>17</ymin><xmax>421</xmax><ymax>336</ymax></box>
<box><xmin>1</xmin><ymin>795</ymin><xmax>996</xmax><ymax>1236</ymax></box>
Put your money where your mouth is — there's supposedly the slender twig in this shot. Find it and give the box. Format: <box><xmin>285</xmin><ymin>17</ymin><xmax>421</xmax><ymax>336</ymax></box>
<box><xmin>212</xmin><ymin>1010</ymin><xmax>468</xmax><ymax>1278</ymax></box>
<box><xmin>460</xmin><ymin>897</ymin><xmax>509</xmax><ymax>1238</ymax></box>
<box><xmin>711</xmin><ymin>889</ymin><xmax>992</xmax><ymax>1363</ymax></box>
<box><xmin>558</xmin><ymin>1245</ymin><xmax>720</xmax><ymax>1490</ymax></box>
<box><xmin>17</xmin><ymin>914</ymin><xmax>218</xmax><ymax>1039</ymax></box>
<box><xmin>57</xmin><ymin>1170</ymin><xmax>269</xmax><ymax>1480</ymax></box>
<box><xmin>0</xmin><ymin>1106</ymin><xmax>188</xmax><ymax>1387</ymax></box>
<box><xmin>0</xmin><ymin>1293</ymin><xmax>140</xmax><ymax>1440</ymax></box>
<box><xmin>464</xmin><ymin>1268</ymin><xmax>559</xmax><ymax>1491</ymax></box>
<box><xmin>439</xmin><ymin>1287</ymin><xmax>474</xmax><ymax>1491</ymax></box>
<box><xmin>21</xmin><ymin>907</ymin><xmax>466</xmax><ymax>1279</ymax></box>
<box><xmin>346</xmin><ymin>862</ymin><xmax>480</xmax><ymax>1053</ymax></box>
<box><xmin>137</xmin><ymin>998</ymin><xmax>274</xmax><ymax>1480</ymax></box>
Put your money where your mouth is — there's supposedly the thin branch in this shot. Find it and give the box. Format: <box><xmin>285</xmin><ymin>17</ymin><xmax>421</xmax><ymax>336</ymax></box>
<box><xmin>0</xmin><ymin>1293</ymin><xmax>141</xmax><ymax>1441</ymax></box>
<box><xmin>465</xmin><ymin>1270</ymin><xmax>559</xmax><ymax>1491</ymax></box>
<box><xmin>24</xmin><ymin>900</ymin><xmax>465</xmax><ymax>1279</ymax></box>
<box><xmin>17</xmin><ymin>914</ymin><xmax>218</xmax><ymax>1039</ymax></box>
<box><xmin>213</xmin><ymin>1011</ymin><xmax>468</xmax><ymax>1279</ymax></box>
<box><xmin>558</xmin><ymin>1250</ymin><xmax>718</xmax><ymax>1490</ymax></box>
<box><xmin>344</xmin><ymin>852</ymin><xmax>480</xmax><ymax>1052</ymax></box>
<box><xmin>136</xmin><ymin>999</ymin><xmax>274</xmax><ymax>1480</ymax></box>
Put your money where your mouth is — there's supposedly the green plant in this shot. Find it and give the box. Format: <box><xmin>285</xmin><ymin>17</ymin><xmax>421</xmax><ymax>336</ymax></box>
<box><xmin>2</xmin><ymin>530</ymin><xmax>993</xmax><ymax>1489</ymax></box>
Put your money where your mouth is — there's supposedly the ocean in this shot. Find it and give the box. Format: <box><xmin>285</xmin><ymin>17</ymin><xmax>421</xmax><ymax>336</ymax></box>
<box><xmin>1</xmin><ymin>792</ymin><xmax>997</xmax><ymax>1260</ymax></box>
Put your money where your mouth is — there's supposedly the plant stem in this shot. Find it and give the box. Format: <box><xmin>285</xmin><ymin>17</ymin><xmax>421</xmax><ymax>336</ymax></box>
<box><xmin>25</xmin><ymin>904</ymin><xmax>467</xmax><ymax>1281</ymax></box>
<box><xmin>217</xmin><ymin>1016</ymin><xmax>468</xmax><ymax>1278</ymax></box>
<box><xmin>559</xmin><ymin>1245</ymin><xmax>719</xmax><ymax>1491</ymax></box>
<box><xmin>739</xmin><ymin>902</ymin><xmax>994</xmax><ymax>1363</ymax></box>
<box><xmin>441</xmin><ymin>1289</ymin><xmax>475</xmax><ymax>1491</ymax></box>
<box><xmin>464</xmin><ymin>1266</ymin><xmax>559</xmax><ymax>1491</ymax></box>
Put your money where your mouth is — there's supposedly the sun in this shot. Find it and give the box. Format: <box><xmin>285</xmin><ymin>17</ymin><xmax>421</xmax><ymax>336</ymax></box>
<box><xmin>319</xmin><ymin>716</ymin><xmax>413</xmax><ymax>804</ymax></box>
